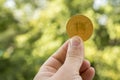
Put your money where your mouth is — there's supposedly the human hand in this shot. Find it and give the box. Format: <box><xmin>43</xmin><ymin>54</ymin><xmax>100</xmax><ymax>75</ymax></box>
<box><xmin>34</xmin><ymin>36</ymin><xmax>95</xmax><ymax>80</ymax></box>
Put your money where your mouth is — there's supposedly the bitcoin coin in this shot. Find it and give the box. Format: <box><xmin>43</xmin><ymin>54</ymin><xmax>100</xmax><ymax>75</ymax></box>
<box><xmin>66</xmin><ymin>15</ymin><xmax>93</xmax><ymax>41</ymax></box>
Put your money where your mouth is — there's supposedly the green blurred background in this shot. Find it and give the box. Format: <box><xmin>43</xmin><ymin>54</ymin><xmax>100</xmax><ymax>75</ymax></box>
<box><xmin>0</xmin><ymin>0</ymin><xmax>120</xmax><ymax>80</ymax></box>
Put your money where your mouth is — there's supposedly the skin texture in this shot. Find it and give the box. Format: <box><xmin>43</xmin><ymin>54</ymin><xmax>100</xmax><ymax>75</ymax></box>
<box><xmin>34</xmin><ymin>36</ymin><xmax>95</xmax><ymax>80</ymax></box>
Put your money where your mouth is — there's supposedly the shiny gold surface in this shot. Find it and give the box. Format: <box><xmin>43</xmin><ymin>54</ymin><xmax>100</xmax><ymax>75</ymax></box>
<box><xmin>66</xmin><ymin>15</ymin><xmax>93</xmax><ymax>41</ymax></box>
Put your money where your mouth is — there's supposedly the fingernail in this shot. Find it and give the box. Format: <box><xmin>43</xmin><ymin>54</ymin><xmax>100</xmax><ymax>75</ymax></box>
<box><xmin>70</xmin><ymin>36</ymin><xmax>81</xmax><ymax>47</ymax></box>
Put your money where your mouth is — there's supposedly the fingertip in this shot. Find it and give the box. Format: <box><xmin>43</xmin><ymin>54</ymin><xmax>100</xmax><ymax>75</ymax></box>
<box><xmin>80</xmin><ymin>60</ymin><xmax>90</xmax><ymax>73</ymax></box>
<box><xmin>81</xmin><ymin>67</ymin><xmax>95</xmax><ymax>80</ymax></box>
<box><xmin>89</xmin><ymin>67</ymin><xmax>95</xmax><ymax>80</ymax></box>
<box><xmin>71</xmin><ymin>36</ymin><xmax>83</xmax><ymax>44</ymax></box>
<box><xmin>67</xmin><ymin>36</ymin><xmax>84</xmax><ymax>58</ymax></box>
<box><xmin>90</xmin><ymin>67</ymin><xmax>95</xmax><ymax>77</ymax></box>
<box><xmin>84</xmin><ymin>60</ymin><xmax>91</xmax><ymax>67</ymax></box>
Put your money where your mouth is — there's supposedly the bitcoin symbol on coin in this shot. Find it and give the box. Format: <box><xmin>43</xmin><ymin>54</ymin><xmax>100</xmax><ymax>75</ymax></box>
<box><xmin>66</xmin><ymin>15</ymin><xmax>93</xmax><ymax>41</ymax></box>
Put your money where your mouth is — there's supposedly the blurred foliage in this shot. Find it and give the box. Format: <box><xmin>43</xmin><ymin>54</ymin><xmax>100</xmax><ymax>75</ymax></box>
<box><xmin>0</xmin><ymin>0</ymin><xmax>120</xmax><ymax>80</ymax></box>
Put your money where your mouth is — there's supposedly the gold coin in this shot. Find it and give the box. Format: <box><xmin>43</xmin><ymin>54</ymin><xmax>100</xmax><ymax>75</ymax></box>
<box><xmin>66</xmin><ymin>15</ymin><xmax>93</xmax><ymax>41</ymax></box>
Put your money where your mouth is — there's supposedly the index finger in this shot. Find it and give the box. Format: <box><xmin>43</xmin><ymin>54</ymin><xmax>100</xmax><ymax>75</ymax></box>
<box><xmin>40</xmin><ymin>40</ymin><xmax>69</xmax><ymax>72</ymax></box>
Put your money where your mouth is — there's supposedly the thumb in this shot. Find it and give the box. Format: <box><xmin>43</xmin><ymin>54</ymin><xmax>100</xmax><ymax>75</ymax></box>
<box><xmin>64</xmin><ymin>36</ymin><xmax>84</xmax><ymax>73</ymax></box>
